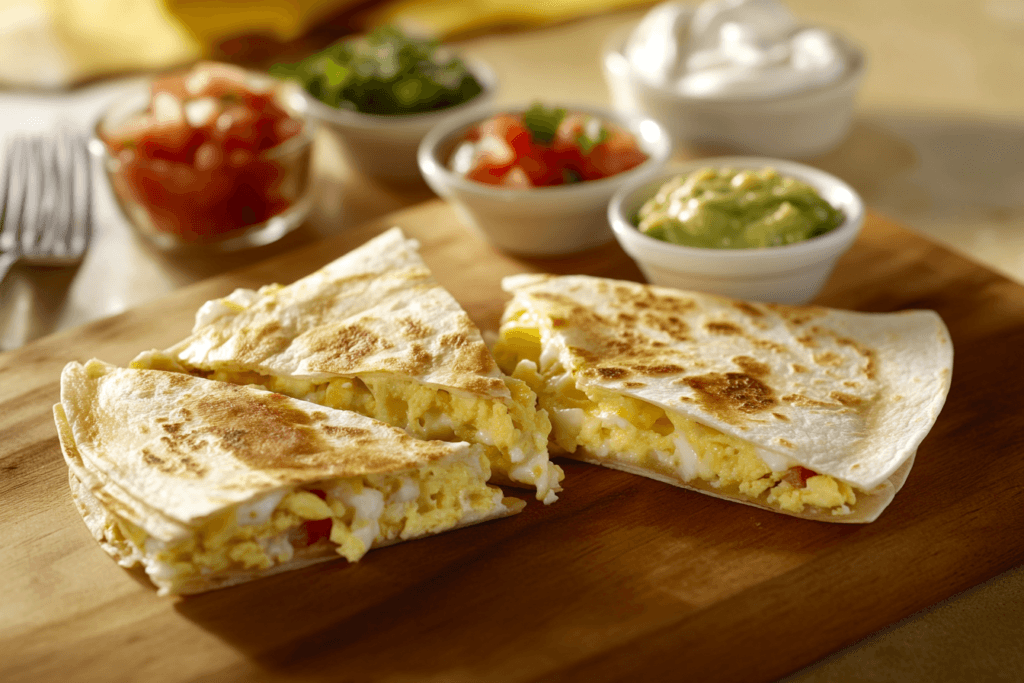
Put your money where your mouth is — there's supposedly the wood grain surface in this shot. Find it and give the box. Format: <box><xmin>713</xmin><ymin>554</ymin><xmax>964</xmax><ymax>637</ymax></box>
<box><xmin>2</xmin><ymin>201</ymin><xmax>1023</xmax><ymax>683</ymax></box>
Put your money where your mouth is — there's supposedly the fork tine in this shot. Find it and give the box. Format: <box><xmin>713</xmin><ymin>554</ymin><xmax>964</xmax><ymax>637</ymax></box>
<box><xmin>67</xmin><ymin>133</ymin><xmax>92</xmax><ymax>258</ymax></box>
<box><xmin>45</xmin><ymin>131</ymin><xmax>73</xmax><ymax>260</ymax></box>
<box><xmin>36</xmin><ymin>135</ymin><xmax>62</xmax><ymax>256</ymax></box>
<box><xmin>0</xmin><ymin>131</ymin><xmax>93</xmax><ymax>275</ymax></box>
<box><xmin>0</xmin><ymin>136</ymin><xmax>27</xmax><ymax>252</ymax></box>
<box><xmin>11</xmin><ymin>137</ymin><xmax>33</xmax><ymax>254</ymax></box>
<box><xmin>19</xmin><ymin>136</ymin><xmax>46</xmax><ymax>254</ymax></box>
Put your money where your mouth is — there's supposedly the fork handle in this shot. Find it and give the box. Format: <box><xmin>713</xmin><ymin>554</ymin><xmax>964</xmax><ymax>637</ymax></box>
<box><xmin>0</xmin><ymin>252</ymin><xmax>15</xmax><ymax>285</ymax></box>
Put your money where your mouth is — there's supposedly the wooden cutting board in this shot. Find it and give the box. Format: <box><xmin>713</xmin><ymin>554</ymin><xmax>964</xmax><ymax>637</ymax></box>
<box><xmin>3</xmin><ymin>200</ymin><xmax>1023</xmax><ymax>683</ymax></box>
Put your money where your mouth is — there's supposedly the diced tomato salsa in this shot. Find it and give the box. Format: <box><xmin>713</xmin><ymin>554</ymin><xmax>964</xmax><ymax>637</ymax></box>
<box><xmin>450</xmin><ymin>104</ymin><xmax>648</xmax><ymax>188</ymax></box>
<box><xmin>100</xmin><ymin>62</ymin><xmax>305</xmax><ymax>241</ymax></box>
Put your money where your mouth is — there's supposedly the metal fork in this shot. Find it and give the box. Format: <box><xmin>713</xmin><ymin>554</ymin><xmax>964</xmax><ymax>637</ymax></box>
<box><xmin>0</xmin><ymin>132</ymin><xmax>93</xmax><ymax>284</ymax></box>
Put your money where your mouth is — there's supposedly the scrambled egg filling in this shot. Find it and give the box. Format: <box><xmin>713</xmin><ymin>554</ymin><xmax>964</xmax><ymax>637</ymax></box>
<box><xmin>156</xmin><ymin>364</ymin><xmax>560</xmax><ymax>503</ymax></box>
<box><xmin>120</xmin><ymin>453</ymin><xmax>504</xmax><ymax>586</ymax></box>
<box><xmin>495</xmin><ymin>321</ymin><xmax>857</xmax><ymax>516</ymax></box>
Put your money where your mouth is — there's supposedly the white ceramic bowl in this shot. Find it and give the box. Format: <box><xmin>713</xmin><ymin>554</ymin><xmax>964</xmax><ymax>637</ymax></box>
<box><xmin>305</xmin><ymin>58</ymin><xmax>498</xmax><ymax>183</ymax></box>
<box><xmin>602</xmin><ymin>24</ymin><xmax>866</xmax><ymax>159</ymax></box>
<box><xmin>418</xmin><ymin>104</ymin><xmax>672</xmax><ymax>257</ymax></box>
<box><xmin>609</xmin><ymin>157</ymin><xmax>865</xmax><ymax>304</ymax></box>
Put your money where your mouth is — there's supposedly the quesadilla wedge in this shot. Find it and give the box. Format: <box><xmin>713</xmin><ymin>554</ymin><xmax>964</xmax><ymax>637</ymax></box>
<box><xmin>131</xmin><ymin>228</ymin><xmax>562</xmax><ymax>504</ymax></box>
<box><xmin>55</xmin><ymin>359</ymin><xmax>524</xmax><ymax>596</ymax></box>
<box><xmin>494</xmin><ymin>274</ymin><xmax>953</xmax><ymax>523</ymax></box>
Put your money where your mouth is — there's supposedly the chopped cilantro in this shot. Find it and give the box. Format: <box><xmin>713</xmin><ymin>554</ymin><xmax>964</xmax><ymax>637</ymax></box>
<box><xmin>575</xmin><ymin>116</ymin><xmax>608</xmax><ymax>154</ymax></box>
<box><xmin>270</xmin><ymin>25</ymin><xmax>482</xmax><ymax>115</ymax></box>
<box><xmin>523</xmin><ymin>103</ymin><xmax>566</xmax><ymax>145</ymax></box>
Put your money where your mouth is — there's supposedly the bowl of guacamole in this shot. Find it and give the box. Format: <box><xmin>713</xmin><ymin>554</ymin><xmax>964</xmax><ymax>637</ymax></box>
<box><xmin>608</xmin><ymin>157</ymin><xmax>864</xmax><ymax>304</ymax></box>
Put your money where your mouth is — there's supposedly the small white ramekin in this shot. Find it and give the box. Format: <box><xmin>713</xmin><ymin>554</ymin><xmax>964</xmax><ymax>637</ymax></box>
<box><xmin>418</xmin><ymin>103</ymin><xmax>672</xmax><ymax>257</ymax></box>
<box><xmin>304</xmin><ymin>57</ymin><xmax>498</xmax><ymax>184</ymax></box>
<box><xmin>602</xmin><ymin>25</ymin><xmax>866</xmax><ymax>159</ymax></box>
<box><xmin>608</xmin><ymin>157</ymin><xmax>865</xmax><ymax>304</ymax></box>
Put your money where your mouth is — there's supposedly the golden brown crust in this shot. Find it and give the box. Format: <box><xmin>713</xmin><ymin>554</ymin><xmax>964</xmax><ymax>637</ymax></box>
<box><xmin>58</xmin><ymin>359</ymin><xmax>482</xmax><ymax>530</ymax></box>
<box><xmin>501</xmin><ymin>273</ymin><xmax>954</xmax><ymax>491</ymax></box>
<box><xmin>153</xmin><ymin>228</ymin><xmax>510</xmax><ymax>401</ymax></box>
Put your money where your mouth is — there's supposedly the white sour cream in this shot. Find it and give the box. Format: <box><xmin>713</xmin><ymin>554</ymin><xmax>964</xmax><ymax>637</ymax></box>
<box><xmin>626</xmin><ymin>0</ymin><xmax>847</xmax><ymax>99</ymax></box>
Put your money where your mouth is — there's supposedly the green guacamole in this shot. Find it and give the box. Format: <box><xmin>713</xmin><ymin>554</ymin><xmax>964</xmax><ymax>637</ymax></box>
<box><xmin>636</xmin><ymin>167</ymin><xmax>845</xmax><ymax>249</ymax></box>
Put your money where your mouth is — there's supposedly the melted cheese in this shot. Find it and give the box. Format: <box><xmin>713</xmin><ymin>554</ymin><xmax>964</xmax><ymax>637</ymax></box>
<box><xmin>497</xmin><ymin>321</ymin><xmax>857</xmax><ymax>517</ymax></box>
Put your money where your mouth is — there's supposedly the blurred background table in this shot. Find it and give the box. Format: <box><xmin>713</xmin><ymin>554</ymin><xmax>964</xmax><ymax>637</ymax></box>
<box><xmin>0</xmin><ymin>0</ymin><xmax>1021</xmax><ymax>680</ymax></box>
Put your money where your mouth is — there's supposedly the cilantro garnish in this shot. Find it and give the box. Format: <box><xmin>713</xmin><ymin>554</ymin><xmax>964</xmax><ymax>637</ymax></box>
<box><xmin>269</xmin><ymin>24</ymin><xmax>482</xmax><ymax>115</ymax></box>
<box><xmin>523</xmin><ymin>103</ymin><xmax>566</xmax><ymax>145</ymax></box>
<box><xmin>575</xmin><ymin>116</ymin><xmax>608</xmax><ymax>154</ymax></box>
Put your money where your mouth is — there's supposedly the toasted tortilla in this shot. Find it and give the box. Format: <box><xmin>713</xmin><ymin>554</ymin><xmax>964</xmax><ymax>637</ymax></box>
<box><xmin>147</xmin><ymin>227</ymin><xmax>510</xmax><ymax>399</ymax></box>
<box><xmin>500</xmin><ymin>274</ymin><xmax>953</xmax><ymax>520</ymax></box>
<box><xmin>131</xmin><ymin>227</ymin><xmax>561</xmax><ymax>502</ymax></box>
<box><xmin>56</xmin><ymin>359</ymin><xmax>523</xmax><ymax>594</ymax></box>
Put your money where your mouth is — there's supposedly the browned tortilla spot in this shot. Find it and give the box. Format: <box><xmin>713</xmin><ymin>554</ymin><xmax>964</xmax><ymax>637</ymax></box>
<box><xmin>813</xmin><ymin>351</ymin><xmax>844</xmax><ymax>367</ymax></box>
<box><xmin>643</xmin><ymin>312</ymin><xmax>689</xmax><ymax>340</ymax></box>
<box><xmin>781</xmin><ymin>393</ymin><xmax>841</xmax><ymax>409</ymax></box>
<box><xmin>830</xmin><ymin>391</ymin><xmax>864</xmax><ymax>407</ymax></box>
<box><xmin>142</xmin><ymin>445</ymin><xmax>207</xmax><ymax>479</ymax></box>
<box><xmin>731</xmin><ymin>301</ymin><xmax>764</xmax><ymax>317</ymax></box>
<box><xmin>237</xmin><ymin>320</ymin><xmax>291</xmax><ymax>358</ymax></box>
<box><xmin>307</xmin><ymin>324</ymin><xmax>394</xmax><ymax>371</ymax></box>
<box><xmin>705</xmin><ymin>321</ymin><xmax>741</xmax><ymax>335</ymax></box>
<box><xmin>633</xmin><ymin>364</ymin><xmax>685</xmax><ymax>376</ymax></box>
<box><xmin>751</xmin><ymin>339</ymin><xmax>787</xmax><ymax>353</ymax></box>
<box><xmin>683</xmin><ymin>372</ymin><xmax>777</xmax><ymax>421</ymax></box>
<box><xmin>732</xmin><ymin>356</ymin><xmax>770</xmax><ymax>378</ymax></box>
<box><xmin>569</xmin><ymin>346</ymin><xmax>600</xmax><ymax>364</ymax></box>
<box><xmin>399</xmin><ymin>317</ymin><xmax>433</xmax><ymax>339</ymax></box>
<box><xmin>836</xmin><ymin>337</ymin><xmax>877</xmax><ymax>380</ymax></box>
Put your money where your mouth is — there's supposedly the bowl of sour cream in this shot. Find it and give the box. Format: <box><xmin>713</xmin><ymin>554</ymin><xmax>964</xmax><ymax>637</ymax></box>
<box><xmin>603</xmin><ymin>0</ymin><xmax>866</xmax><ymax>158</ymax></box>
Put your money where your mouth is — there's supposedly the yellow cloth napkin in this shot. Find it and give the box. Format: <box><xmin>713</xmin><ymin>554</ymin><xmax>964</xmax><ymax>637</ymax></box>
<box><xmin>0</xmin><ymin>0</ymin><xmax>653</xmax><ymax>88</ymax></box>
<box><xmin>0</xmin><ymin>0</ymin><xmax>200</xmax><ymax>88</ymax></box>
<box><xmin>0</xmin><ymin>0</ymin><xmax>362</xmax><ymax>88</ymax></box>
<box><xmin>361</xmin><ymin>0</ymin><xmax>654</xmax><ymax>38</ymax></box>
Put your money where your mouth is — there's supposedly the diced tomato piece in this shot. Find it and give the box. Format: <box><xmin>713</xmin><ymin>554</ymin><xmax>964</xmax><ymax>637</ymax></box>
<box><xmin>477</xmin><ymin>114</ymin><xmax>533</xmax><ymax>159</ymax></box>
<box><xmin>466</xmin><ymin>162</ymin><xmax>506</xmax><ymax>185</ymax></box>
<box><xmin>584</xmin><ymin>129</ymin><xmax>648</xmax><ymax>179</ymax></box>
<box><xmin>305</xmin><ymin>518</ymin><xmax>332</xmax><ymax>545</ymax></box>
<box><xmin>454</xmin><ymin>108</ymin><xmax>648</xmax><ymax>188</ymax></box>
<box><xmin>782</xmin><ymin>466</ymin><xmax>818</xmax><ymax>488</ymax></box>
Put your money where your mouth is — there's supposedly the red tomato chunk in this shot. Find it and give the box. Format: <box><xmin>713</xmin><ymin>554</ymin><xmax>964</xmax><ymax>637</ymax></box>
<box><xmin>450</xmin><ymin>105</ymin><xmax>648</xmax><ymax>188</ymax></box>
<box><xmin>101</xmin><ymin>62</ymin><xmax>304</xmax><ymax>241</ymax></box>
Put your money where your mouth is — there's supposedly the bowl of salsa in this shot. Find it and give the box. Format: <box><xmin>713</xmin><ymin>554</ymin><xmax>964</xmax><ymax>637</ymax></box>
<box><xmin>92</xmin><ymin>61</ymin><xmax>314</xmax><ymax>251</ymax></box>
<box><xmin>608</xmin><ymin>157</ymin><xmax>865</xmax><ymax>304</ymax></box>
<box><xmin>418</xmin><ymin>102</ymin><xmax>671</xmax><ymax>256</ymax></box>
